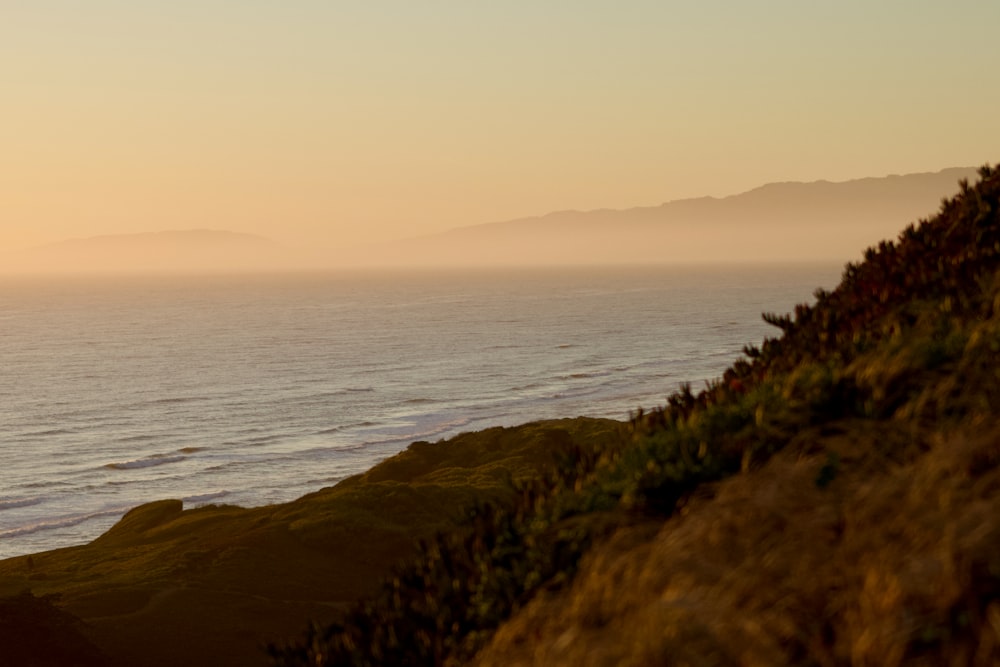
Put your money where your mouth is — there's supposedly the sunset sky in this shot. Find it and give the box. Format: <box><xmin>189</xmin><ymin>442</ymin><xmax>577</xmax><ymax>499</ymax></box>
<box><xmin>3</xmin><ymin>1</ymin><xmax>999</xmax><ymax>254</ymax></box>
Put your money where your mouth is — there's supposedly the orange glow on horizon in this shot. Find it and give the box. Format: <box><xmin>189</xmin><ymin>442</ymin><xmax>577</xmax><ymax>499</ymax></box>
<box><xmin>1</xmin><ymin>3</ymin><xmax>998</xmax><ymax>267</ymax></box>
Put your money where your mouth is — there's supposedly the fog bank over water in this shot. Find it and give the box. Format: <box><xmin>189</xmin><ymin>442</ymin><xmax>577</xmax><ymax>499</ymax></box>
<box><xmin>2</xmin><ymin>168</ymin><xmax>975</xmax><ymax>274</ymax></box>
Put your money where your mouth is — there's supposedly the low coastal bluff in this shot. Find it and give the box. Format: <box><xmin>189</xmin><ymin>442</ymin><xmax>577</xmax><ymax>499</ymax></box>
<box><xmin>3</xmin><ymin>164</ymin><xmax>1000</xmax><ymax>666</ymax></box>
<box><xmin>0</xmin><ymin>419</ymin><xmax>622</xmax><ymax>667</ymax></box>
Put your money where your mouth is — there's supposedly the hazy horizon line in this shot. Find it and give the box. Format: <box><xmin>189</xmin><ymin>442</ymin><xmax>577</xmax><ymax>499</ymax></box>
<box><xmin>2</xmin><ymin>164</ymin><xmax>982</xmax><ymax>276</ymax></box>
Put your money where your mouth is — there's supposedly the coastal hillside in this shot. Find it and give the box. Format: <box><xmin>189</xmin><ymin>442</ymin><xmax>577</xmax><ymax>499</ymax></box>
<box><xmin>270</xmin><ymin>164</ymin><xmax>1000</xmax><ymax>666</ymax></box>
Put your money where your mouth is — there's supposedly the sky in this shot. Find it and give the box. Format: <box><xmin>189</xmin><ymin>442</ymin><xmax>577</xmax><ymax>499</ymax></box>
<box><xmin>2</xmin><ymin>0</ymin><xmax>999</xmax><ymax>254</ymax></box>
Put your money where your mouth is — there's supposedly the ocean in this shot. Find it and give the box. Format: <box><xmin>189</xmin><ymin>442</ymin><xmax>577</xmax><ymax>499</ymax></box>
<box><xmin>0</xmin><ymin>264</ymin><xmax>841</xmax><ymax>559</ymax></box>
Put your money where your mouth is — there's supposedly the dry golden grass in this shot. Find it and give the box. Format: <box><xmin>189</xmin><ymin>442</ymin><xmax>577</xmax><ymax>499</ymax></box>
<box><xmin>474</xmin><ymin>421</ymin><xmax>1000</xmax><ymax>666</ymax></box>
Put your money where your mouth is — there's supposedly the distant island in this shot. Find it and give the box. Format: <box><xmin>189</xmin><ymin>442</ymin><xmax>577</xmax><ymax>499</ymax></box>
<box><xmin>2</xmin><ymin>164</ymin><xmax>999</xmax><ymax>666</ymax></box>
<box><xmin>4</xmin><ymin>229</ymin><xmax>302</xmax><ymax>275</ymax></box>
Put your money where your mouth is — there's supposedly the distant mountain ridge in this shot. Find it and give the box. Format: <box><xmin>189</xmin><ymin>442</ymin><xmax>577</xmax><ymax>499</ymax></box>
<box><xmin>1</xmin><ymin>167</ymin><xmax>981</xmax><ymax>273</ymax></box>
<box><xmin>356</xmin><ymin>167</ymin><xmax>978</xmax><ymax>266</ymax></box>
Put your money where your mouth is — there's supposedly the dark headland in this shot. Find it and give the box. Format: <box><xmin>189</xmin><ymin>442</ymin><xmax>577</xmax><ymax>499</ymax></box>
<box><xmin>3</xmin><ymin>165</ymin><xmax>1000</xmax><ymax>666</ymax></box>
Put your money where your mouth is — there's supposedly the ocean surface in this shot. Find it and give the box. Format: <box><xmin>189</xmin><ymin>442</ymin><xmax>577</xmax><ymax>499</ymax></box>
<box><xmin>0</xmin><ymin>264</ymin><xmax>841</xmax><ymax>559</ymax></box>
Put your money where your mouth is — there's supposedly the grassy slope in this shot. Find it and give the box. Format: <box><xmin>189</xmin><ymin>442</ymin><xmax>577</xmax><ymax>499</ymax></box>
<box><xmin>475</xmin><ymin>424</ymin><xmax>1000</xmax><ymax>666</ymax></box>
<box><xmin>0</xmin><ymin>418</ymin><xmax>623</xmax><ymax>667</ymax></box>
<box><xmin>473</xmin><ymin>167</ymin><xmax>1000</xmax><ymax>666</ymax></box>
<box><xmin>270</xmin><ymin>166</ymin><xmax>1000</xmax><ymax>666</ymax></box>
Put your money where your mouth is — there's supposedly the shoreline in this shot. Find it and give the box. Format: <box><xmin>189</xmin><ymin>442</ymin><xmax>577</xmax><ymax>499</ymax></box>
<box><xmin>0</xmin><ymin>417</ymin><xmax>624</xmax><ymax>667</ymax></box>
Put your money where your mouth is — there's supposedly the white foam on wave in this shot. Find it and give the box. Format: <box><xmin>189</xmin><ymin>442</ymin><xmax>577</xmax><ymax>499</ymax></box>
<box><xmin>353</xmin><ymin>416</ymin><xmax>476</xmax><ymax>447</ymax></box>
<box><xmin>262</xmin><ymin>416</ymin><xmax>480</xmax><ymax>464</ymax></box>
<box><xmin>147</xmin><ymin>395</ymin><xmax>209</xmax><ymax>406</ymax></box>
<box><xmin>0</xmin><ymin>497</ymin><xmax>43</xmax><ymax>511</ymax></box>
<box><xmin>182</xmin><ymin>491</ymin><xmax>230</xmax><ymax>506</ymax></box>
<box><xmin>105</xmin><ymin>454</ymin><xmax>187</xmax><ymax>470</ymax></box>
<box><xmin>20</xmin><ymin>428</ymin><xmax>75</xmax><ymax>437</ymax></box>
<box><xmin>0</xmin><ymin>506</ymin><xmax>130</xmax><ymax>539</ymax></box>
